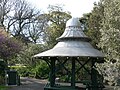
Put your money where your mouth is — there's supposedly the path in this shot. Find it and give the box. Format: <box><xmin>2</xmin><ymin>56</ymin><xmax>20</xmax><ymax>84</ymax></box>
<box><xmin>7</xmin><ymin>77</ymin><xmax>116</xmax><ymax>90</ymax></box>
<box><xmin>8</xmin><ymin>77</ymin><xmax>47</xmax><ymax>90</ymax></box>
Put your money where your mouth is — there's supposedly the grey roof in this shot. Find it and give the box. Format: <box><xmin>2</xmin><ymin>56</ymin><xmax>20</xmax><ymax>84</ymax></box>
<box><xmin>66</xmin><ymin>17</ymin><xmax>81</xmax><ymax>27</ymax></box>
<box><xmin>57</xmin><ymin>17</ymin><xmax>89</xmax><ymax>40</ymax></box>
<box><xmin>34</xmin><ymin>17</ymin><xmax>104</xmax><ymax>58</ymax></box>
<box><xmin>34</xmin><ymin>41</ymin><xmax>104</xmax><ymax>57</ymax></box>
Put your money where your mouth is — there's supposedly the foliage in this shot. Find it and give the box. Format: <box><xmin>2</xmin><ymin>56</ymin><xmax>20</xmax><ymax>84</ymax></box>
<box><xmin>27</xmin><ymin>14</ymin><xmax>49</xmax><ymax>43</ymax></box>
<box><xmin>80</xmin><ymin>2</ymin><xmax>104</xmax><ymax>48</ymax></box>
<box><xmin>10</xmin><ymin>65</ymin><xmax>30</xmax><ymax>77</ymax></box>
<box><xmin>15</xmin><ymin>43</ymin><xmax>46</xmax><ymax>66</ymax></box>
<box><xmin>45</xmin><ymin>4</ymin><xmax>71</xmax><ymax>48</ymax></box>
<box><xmin>80</xmin><ymin>0</ymin><xmax>120</xmax><ymax>87</ymax></box>
<box><xmin>98</xmin><ymin>0</ymin><xmax>120</xmax><ymax>86</ymax></box>
<box><xmin>32</xmin><ymin>61</ymin><xmax>50</xmax><ymax>79</ymax></box>
<box><xmin>0</xmin><ymin>76</ymin><xmax>5</xmax><ymax>85</ymax></box>
<box><xmin>59</xmin><ymin>75</ymin><xmax>69</xmax><ymax>82</ymax></box>
<box><xmin>0</xmin><ymin>0</ymin><xmax>45</xmax><ymax>44</ymax></box>
<box><xmin>0</xmin><ymin>59</ymin><xmax>6</xmax><ymax>77</ymax></box>
<box><xmin>10</xmin><ymin>61</ymin><xmax>50</xmax><ymax>79</ymax></box>
<box><xmin>0</xmin><ymin>32</ymin><xmax>22</xmax><ymax>63</ymax></box>
<box><xmin>10</xmin><ymin>43</ymin><xmax>49</xmax><ymax>78</ymax></box>
<box><xmin>0</xmin><ymin>60</ymin><xmax>6</xmax><ymax>85</ymax></box>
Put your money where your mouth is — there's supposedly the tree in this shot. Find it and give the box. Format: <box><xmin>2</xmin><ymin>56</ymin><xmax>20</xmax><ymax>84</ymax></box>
<box><xmin>0</xmin><ymin>35</ymin><xmax>22</xmax><ymax>63</ymax></box>
<box><xmin>98</xmin><ymin>0</ymin><xmax>120</xmax><ymax>86</ymax></box>
<box><xmin>80</xmin><ymin>0</ymin><xmax>120</xmax><ymax>87</ymax></box>
<box><xmin>0</xmin><ymin>26</ymin><xmax>22</xmax><ymax>64</ymax></box>
<box><xmin>0</xmin><ymin>0</ymin><xmax>14</xmax><ymax>26</ymax></box>
<box><xmin>80</xmin><ymin>2</ymin><xmax>104</xmax><ymax>48</ymax></box>
<box><xmin>45</xmin><ymin>4</ymin><xmax>71</xmax><ymax>47</ymax></box>
<box><xmin>6</xmin><ymin>0</ymin><xmax>41</xmax><ymax>44</ymax></box>
<box><xmin>15</xmin><ymin>43</ymin><xmax>46</xmax><ymax>66</ymax></box>
<box><xmin>26</xmin><ymin>14</ymin><xmax>48</xmax><ymax>43</ymax></box>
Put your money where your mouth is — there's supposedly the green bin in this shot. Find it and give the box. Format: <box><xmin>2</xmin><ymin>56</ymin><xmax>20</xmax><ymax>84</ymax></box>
<box><xmin>6</xmin><ymin>70</ymin><xmax>20</xmax><ymax>85</ymax></box>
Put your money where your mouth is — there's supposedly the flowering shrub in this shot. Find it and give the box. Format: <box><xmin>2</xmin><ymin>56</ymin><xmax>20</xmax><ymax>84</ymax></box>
<box><xmin>0</xmin><ymin>33</ymin><xmax>22</xmax><ymax>61</ymax></box>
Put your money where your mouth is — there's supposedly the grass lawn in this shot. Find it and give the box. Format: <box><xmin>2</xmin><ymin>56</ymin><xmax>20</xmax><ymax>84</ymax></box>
<box><xmin>0</xmin><ymin>86</ymin><xmax>9</xmax><ymax>90</ymax></box>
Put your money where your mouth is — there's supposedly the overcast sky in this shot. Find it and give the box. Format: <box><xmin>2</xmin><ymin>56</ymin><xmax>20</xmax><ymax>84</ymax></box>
<box><xmin>26</xmin><ymin>0</ymin><xmax>100</xmax><ymax>17</ymax></box>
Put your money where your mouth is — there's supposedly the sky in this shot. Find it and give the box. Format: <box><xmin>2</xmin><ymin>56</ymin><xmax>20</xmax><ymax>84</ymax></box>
<box><xmin>26</xmin><ymin>0</ymin><xmax>100</xmax><ymax>17</ymax></box>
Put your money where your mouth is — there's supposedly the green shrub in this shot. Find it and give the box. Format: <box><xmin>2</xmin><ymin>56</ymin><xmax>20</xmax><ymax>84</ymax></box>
<box><xmin>0</xmin><ymin>60</ymin><xmax>6</xmax><ymax>85</ymax></box>
<box><xmin>10</xmin><ymin>66</ymin><xmax>30</xmax><ymax>77</ymax></box>
<box><xmin>0</xmin><ymin>76</ymin><xmax>5</xmax><ymax>85</ymax></box>
<box><xmin>9</xmin><ymin>62</ymin><xmax>50</xmax><ymax>79</ymax></box>
<box><xmin>32</xmin><ymin>61</ymin><xmax>50</xmax><ymax>79</ymax></box>
<box><xmin>59</xmin><ymin>75</ymin><xmax>70</xmax><ymax>82</ymax></box>
<box><xmin>0</xmin><ymin>60</ymin><xmax>6</xmax><ymax>77</ymax></box>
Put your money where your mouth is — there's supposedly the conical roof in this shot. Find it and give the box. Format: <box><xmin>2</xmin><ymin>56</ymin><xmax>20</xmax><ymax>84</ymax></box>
<box><xmin>34</xmin><ymin>17</ymin><xmax>104</xmax><ymax>58</ymax></box>
<box><xmin>57</xmin><ymin>17</ymin><xmax>91</xmax><ymax>41</ymax></box>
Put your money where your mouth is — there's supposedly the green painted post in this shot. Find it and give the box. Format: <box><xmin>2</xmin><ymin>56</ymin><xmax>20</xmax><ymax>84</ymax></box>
<box><xmin>71</xmin><ymin>58</ymin><xmax>75</xmax><ymax>88</ymax></box>
<box><xmin>91</xmin><ymin>60</ymin><xmax>98</xmax><ymax>90</ymax></box>
<box><xmin>50</xmin><ymin>58</ymin><xmax>56</xmax><ymax>87</ymax></box>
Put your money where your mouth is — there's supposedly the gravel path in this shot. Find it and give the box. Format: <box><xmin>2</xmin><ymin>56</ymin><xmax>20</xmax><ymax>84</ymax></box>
<box><xmin>8</xmin><ymin>77</ymin><xmax>47</xmax><ymax>90</ymax></box>
<box><xmin>7</xmin><ymin>77</ymin><xmax>116</xmax><ymax>90</ymax></box>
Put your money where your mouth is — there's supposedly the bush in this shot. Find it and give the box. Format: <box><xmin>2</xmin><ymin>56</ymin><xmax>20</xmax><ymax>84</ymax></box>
<box><xmin>9</xmin><ymin>62</ymin><xmax>50</xmax><ymax>79</ymax></box>
<box><xmin>59</xmin><ymin>75</ymin><xmax>70</xmax><ymax>82</ymax></box>
<box><xmin>0</xmin><ymin>60</ymin><xmax>6</xmax><ymax>76</ymax></box>
<box><xmin>10</xmin><ymin>65</ymin><xmax>30</xmax><ymax>77</ymax></box>
<box><xmin>32</xmin><ymin>61</ymin><xmax>50</xmax><ymax>79</ymax></box>
<box><xmin>0</xmin><ymin>59</ymin><xmax>6</xmax><ymax>85</ymax></box>
<box><xmin>0</xmin><ymin>76</ymin><xmax>5</xmax><ymax>85</ymax></box>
